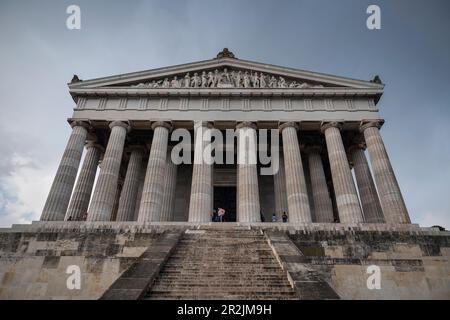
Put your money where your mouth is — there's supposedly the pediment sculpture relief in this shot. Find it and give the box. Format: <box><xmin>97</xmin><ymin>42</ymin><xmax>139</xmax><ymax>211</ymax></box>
<box><xmin>131</xmin><ymin>68</ymin><xmax>325</xmax><ymax>89</ymax></box>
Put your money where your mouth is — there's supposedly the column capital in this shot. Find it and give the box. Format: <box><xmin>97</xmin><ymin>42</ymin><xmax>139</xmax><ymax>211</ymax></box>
<box><xmin>109</xmin><ymin>120</ymin><xmax>131</xmax><ymax>132</ymax></box>
<box><xmin>278</xmin><ymin>121</ymin><xmax>299</xmax><ymax>132</ymax></box>
<box><xmin>70</xmin><ymin>120</ymin><xmax>91</xmax><ymax>130</ymax></box>
<box><xmin>320</xmin><ymin>121</ymin><xmax>343</xmax><ymax>133</ymax></box>
<box><xmin>151</xmin><ymin>121</ymin><xmax>173</xmax><ymax>132</ymax></box>
<box><xmin>236</xmin><ymin>121</ymin><xmax>257</xmax><ymax>130</ymax></box>
<box><xmin>359</xmin><ymin>119</ymin><xmax>384</xmax><ymax>132</ymax></box>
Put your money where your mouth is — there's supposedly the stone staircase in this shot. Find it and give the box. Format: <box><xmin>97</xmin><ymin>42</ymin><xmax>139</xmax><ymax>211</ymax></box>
<box><xmin>144</xmin><ymin>227</ymin><xmax>298</xmax><ymax>300</ymax></box>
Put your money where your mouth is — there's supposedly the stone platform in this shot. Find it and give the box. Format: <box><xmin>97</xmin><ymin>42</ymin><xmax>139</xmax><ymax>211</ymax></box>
<box><xmin>0</xmin><ymin>221</ymin><xmax>449</xmax><ymax>299</ymax></box>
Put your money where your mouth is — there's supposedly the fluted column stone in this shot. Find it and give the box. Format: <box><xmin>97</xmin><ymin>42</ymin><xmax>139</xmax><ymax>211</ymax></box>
<box><xmin>116</xmin><ymin>146</ymin><xmax>146</xmax><ymax>221</ymax></box>
<box><xmin>321</xmin><ymin>122</ymin><xmax>363</xmax><ymax>223</ymax></box>
<box><xmin>138</xmin><ymin>122</ymin><xmax>172</xmax><ymax>222</ymax></box>
<box><xmin>360</xmin><ymin>120</ymin><xmax>410</xmax><ymax>224</ymax></box>
<box><xmin>279</xmin><ymin>122</ymin><xmax>311</xmax><ymax>223</ymax></box>
<box><xmin>273</xmin><ymin>154</ymin><xmax>288</xmax><ymax>217</ymax></box>
<box><xmin>65</xmin><ymin>141</ymin><xmax>103</xmax><ymax>220</ymax></box>
<box><xmin>306</xmin><ymin>146</ymin><xmax>334</xmax><ymax>222</ymax></box>
<box><xmin>237</xmin><ymin>122</ymin><xmax>260</xmax><ymax>222</ymax></box>
<box><xmin>88</xmin><ymin>121</ymin><xmax>129</xmax><ymax>221</ymax></box>
<box><xmin>110</xmin><ymin>178</ymin><xmax>124</xmax><ymax>221</ymax></box>
<box><xmin>133</xmin><ymin>161</ymin><xmax>146</xmax><ymax>221</ymax></box>
<box><xmin>160</xmin><ymin>152</ymin><xmax>178</xmax><ymax>221</ymax></box>
<box><xmin>349</xmin><ymin>144</ymin><xmax>384</xmax><ymax>223</ymax></box>
<box><xmin>188</xmin><ymin>121</ymin><xmax>213</xmax><ymax>222</ymax></box>
<box><xmin>41</xmin><ymin>121</ymin><xmax>90</xmax><ymax>221</ymax></box>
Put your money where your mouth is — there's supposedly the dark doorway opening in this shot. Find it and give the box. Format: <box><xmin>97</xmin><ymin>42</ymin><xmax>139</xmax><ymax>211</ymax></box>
<box><xmin>213</xmin><ymin>186</ymin><xmax>237</xmax><ymax>222</ymax></box>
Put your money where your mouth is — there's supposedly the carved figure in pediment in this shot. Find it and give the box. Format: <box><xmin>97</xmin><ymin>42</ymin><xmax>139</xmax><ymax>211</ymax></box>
<box><xmin>230</xmin><ymin>71</ymin><xmax>236</xmax><ymax>86</ymax></box>
<box><xmin>153</xmin><ymin>80</ymin><xmax>163</xmax><ymax>88</ymax></box>
<box><xmin>243</xmin><ymin>71</ymin><xmax>251</xmax><ymax>88</ymax></box>
<box><xmin>278</xmin><ymin>76</ymin><xmax>287</xmax><ymax>88</ymax></box>
<box><xmin>207</xmin><ymin>71</ymin><xmax>215</xmax><ymax>87</ymax></box>
<box><xmin>313</xmin><ymin>84</ymin><xmax>324</xmax><ymax>88</ymax></box>
<box><xmin>201</xmin><ymin>71</ymin><xmax>208</xmax><ymax>88</ymax></box>
<box><xmin>136</xmin><ymin>83</ymin><xmax>146</xmax><ymax>87</ymax></box>
<box><xmin>191</xmin><ymin>73</ymin><xmax>201</xmax><ymax>87</ymax></box>
<box><xmin>171</xmin><ymin>76</ymin><xmax>181</xmax><ymax>88</ymax></box>
<box><xmin>162</xmin><ymin>78</ymin><xmax>170</xmax><ymax>88</ymax></box>
<box><xmin>260</xmin><ymin>73</ymin><xmax>266</xmax><ymax>88</ymax></box>
<box><xmin>251</xmin><ymin>72</ymin><xmax>259</xmax><ymax>88</ymax></box>
<box><xmin>184</xmin><ymin>73</ymin><xmax>191</xmax><ymax>88</ymax></box>
<box><xmin>269</xmin><ymin>76</ymin><xmax>278</xmax><ymax>88</ymax></box>
<box><xmin>221</xmin><ymin>68</ymin><xmax>231</xmax><ymax>85</ymax></box>
<box><xmin>213</xmin><ymin>69</ymin><xmax>220</xmax><ymax>87</ymax></box>
<box><xmin>289</xmin><ymin>81</ymin><xmax>298</xmax><ymax>88</ymax></box>
<box><xmin>298</xmin><ymin>82</ymin><xmax>309</xmax><ymax>88</ymax></box>
<box><xmin>235</xmin><ymin>71</ymin><xmax>242</xmax><ymax>87</ymax></box>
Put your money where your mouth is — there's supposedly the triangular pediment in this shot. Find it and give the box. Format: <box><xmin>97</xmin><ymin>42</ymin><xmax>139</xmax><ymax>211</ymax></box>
<box><xmin>68</xmin><ymin>50</ymin><xmax>383</xmax><ymax>91</ymax></box>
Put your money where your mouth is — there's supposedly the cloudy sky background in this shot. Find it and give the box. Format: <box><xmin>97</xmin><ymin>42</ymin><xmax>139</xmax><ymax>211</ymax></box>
<box><xmin>0</xmin><ymin>0</ymin><xmax>449</xmax><ymax>228</ymax></box>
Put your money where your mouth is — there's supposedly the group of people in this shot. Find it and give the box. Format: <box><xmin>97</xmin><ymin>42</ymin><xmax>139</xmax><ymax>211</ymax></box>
<box><xmin>212</xmin><ymin>208</ymin><xmax>289</xmax><ymax>223</ymax></box>
<box><xmin>211</xmin><ymin>208</ymin><xmax>226</xmax><ymax>222</ymax></box>
<box><xmin>66</xmin><ymin>212</ymin><xmax>88</xmax><ymax>221</ymax></box>
<box><xmin>272</xmin><ymin>212</ymin><xmax>289</xmax><ymax>223</ymax></box>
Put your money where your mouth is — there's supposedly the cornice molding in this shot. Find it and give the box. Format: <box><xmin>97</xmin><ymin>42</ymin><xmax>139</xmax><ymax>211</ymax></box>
<box><xmin>69</xmin><ymin>87</ymin><xmax>383</xmax><ymax>102</ymax></box>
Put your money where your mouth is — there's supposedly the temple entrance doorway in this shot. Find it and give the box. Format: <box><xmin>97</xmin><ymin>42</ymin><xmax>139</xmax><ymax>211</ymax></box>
<box><xmin>213</xmin><ymin>186</ymin><xmax>237</xmax><ymax>222</ymax></box>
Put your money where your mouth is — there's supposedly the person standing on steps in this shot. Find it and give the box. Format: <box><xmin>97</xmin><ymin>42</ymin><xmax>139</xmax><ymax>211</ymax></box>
<box><xmin>218</xmin><ymin>207</ymin><xmax>225</xmax><ymax>222</ymax></box>
<box><xmin>272</xmin><ymin>213</ymin><xmax>277</xmax><ymax>222</ymax></box>
<box><xmin>260</xmin><ymin>209</ymin><xmax>265</xmax><ymax>222</ymax></box>
<box><xmin>282</xmin><ymin>212</ymin><xmax>288</xmax><ymax>223</ymax></box>
<box><xmin>211</xmin><ymin>209</ymin><xmax>218</xmax><ymax>222</ymax></box>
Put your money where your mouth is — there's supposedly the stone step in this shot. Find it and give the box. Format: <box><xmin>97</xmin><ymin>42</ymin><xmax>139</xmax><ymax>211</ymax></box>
<box><xmin>152</xmin><ymin>280</ymin><xmax>291</xmax><ymax>285</ymax></box>
<box><xmin>150</xmin><ymin>287</ymin><xmax>295</xmax><ymax>292</ymax></box>
<box><xmin>157</xmin><ymin>271</ymin><xmax>287</xmax><ymax>276</ymax></box>
<box><xmin>145</xmin><ymin>229</ymin><xmax>297</xmax><ymax>300</ymax></box>
<box><xmin>150</xmin><ymin>285</ymin><xmax>293</xmax><ymax>291</ymax></box>
<box><xmin>147</xmin><ymin>292</ymin><xmax>297</xmax><ymax>300</ymax></box>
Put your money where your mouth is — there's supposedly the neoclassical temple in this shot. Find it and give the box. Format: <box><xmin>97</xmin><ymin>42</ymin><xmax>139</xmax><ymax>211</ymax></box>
<box><xmin>40</xmin><ymin>49</ymin><xmax>410</xmax><ymax>225</ymax></box>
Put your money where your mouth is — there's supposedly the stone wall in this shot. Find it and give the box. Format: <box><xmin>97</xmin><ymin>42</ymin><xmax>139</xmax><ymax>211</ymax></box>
<box><xmin>0</xmin><ymin>222</ymin><xmax>449</xmax><ymax>299</ymax></box>
<box><xmin>0</xmin><ymin>222</ymin><xmax>185</xmax><ymax>299</ymax></box>
<box><xmin>289</xmin><ymin>227</ymin><xmax>450</xmax><ymax>299</ymax></box>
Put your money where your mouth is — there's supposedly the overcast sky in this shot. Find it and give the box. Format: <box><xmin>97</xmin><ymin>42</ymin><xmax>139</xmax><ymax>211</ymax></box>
<box><xmin>0</xmin><ymin>0</ymin><xmax>449</xmax><ymax>228</ymax></box>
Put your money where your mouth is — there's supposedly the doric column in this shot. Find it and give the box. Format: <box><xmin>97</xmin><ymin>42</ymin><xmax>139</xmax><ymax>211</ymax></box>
<box><xmin>110</xmin><ymin>178</ymin><xmax>124</xmax><ymax>221</ymax></box>
<box><xmin>349</xmin><ymin>143</ymin><xmax>384</xmax><ymax>223</ymax></box>
<box><xmin>116</xmin><ymin>146</ymin><xmax>146</xmax><ymax>221</ymax></box>
<box><xmin>360</xmin><ymin>120</ymin><xmax>410</xmax><ymax>224</ymax></box>
<box><xmin>65</xmin><ymin>141</ymin><xmax>103</xmax><ymax>221</ymax></box>
<box><xmin>321</xmin><ymin>122</ymin><xmax>363</xmax><ymax>223</ymax></box>
<box><xmin>188</xmin><ymin>121</ymin><xmax>213</xmax><ymax>222</ymax></box>
<box><xmin>138</xmin><ymin>121</ymin><xmax>172</xmax><ymax>222</ymax></box>
<box><xmin>306</xmin><ymin>146</ymin><xmax>334</xmax><ymax>222</ymax></box>
<box><xmin>279</xmin><ymin>122</ymin><xmax>311</xmax><ymax>223</ymax></box>
<box><xmin>133</xmin><ymin>161</ymin><xmax>146</xmax><ymax>221</ymax></box>
<box><xmin>273</xmin><ymin>154</ymin><xmax>288</xmax><ymax>217</ymax></box>
<box><xmin>41</xmin><ymin>121</ymin><xmax>90</xmax><ymax>221</ymax></box>
<box><xmin>160</xmin><ymin>150</ymin><xmax>178</xmax><ymax>221</ymax></box>
<box><xmin>237</xmin><ymin>122</ymin><xmax>260</xmax><ymax>222</ymax></box>
<box><xmin>88</xmin><ymin>121</ymin><xmax>130</xmax><ymax>221</ymax></box>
